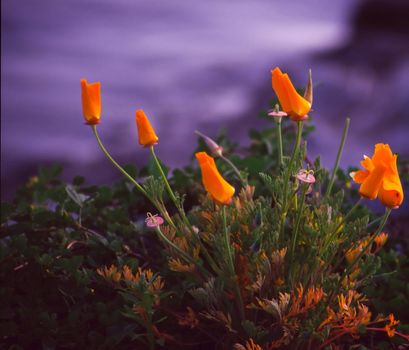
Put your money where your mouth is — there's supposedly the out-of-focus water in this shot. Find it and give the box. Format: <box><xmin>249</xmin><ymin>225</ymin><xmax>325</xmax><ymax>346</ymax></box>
<box><xmin>2</xmin><ymin>0</ymin><xmax>408</xmax><ymax>203</ymax></box>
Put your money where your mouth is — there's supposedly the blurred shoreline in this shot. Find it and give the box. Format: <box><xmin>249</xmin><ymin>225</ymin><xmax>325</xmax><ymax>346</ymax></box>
<box><xmin>2</xmin><ymin>0</ymin><xmax>409</xmax><ymax>202</ymax></box>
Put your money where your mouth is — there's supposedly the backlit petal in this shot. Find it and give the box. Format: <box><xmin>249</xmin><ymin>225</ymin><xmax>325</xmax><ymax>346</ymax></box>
<box><xmin>280</xmin><ymin>74</ymin><xmax>311</xmax><ymax>119</ymax></box>
<box><xmin>271</xmin><ymin>68</ymin><xmax>292</xmax><ymax>113</ymax></box>
<box><xmin>81</xmin><ymin>79</ymin><xmax>101</xmax><ymax>125</ymax></box>
<box><xmin>353</xmin><ymin>170</ymin><xmax>369</xmax><ymax>184</ymax></box>
<box><xmin>136</xmin><ymin>110</ymin><xmax>159</xmax><ymax>147</ymax></box>
<box><xmin>196</xmin><ymin>152</ymin><xmax>235</xmax><ymax>204</ymax></box>
<box><xmin>378</xmin><ymin>186</ymin><xmax>403</xmax><ymax>208</ymax></box>
<box><xmin>359</xmin><ymin>164</ymin><xmax>386</xmax><ymax>199</ymax></box>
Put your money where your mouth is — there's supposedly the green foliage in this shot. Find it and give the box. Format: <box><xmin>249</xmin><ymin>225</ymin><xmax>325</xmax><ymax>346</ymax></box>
<box><xmin>1</xmin><ymin>116</ymin><xmax>408</xmax><ymax>349</ymax></box>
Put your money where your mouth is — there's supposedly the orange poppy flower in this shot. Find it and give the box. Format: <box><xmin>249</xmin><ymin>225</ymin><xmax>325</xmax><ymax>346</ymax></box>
<box><xmin>271</xmin><ymin>67</ymin><xmax>311</xmax><ymax>121</ymax></box>
<box><xmin>351</xmin><ymin>144</ymin><xmax>403</xmax><ymax>208</ymax></box>
<box><xmin>385</xmin><ymin>314</ymin><xmax>399</xmax><ymax>337</ymax></box>
<box><xmin>195</xmin><ymin>152</ymin><xmax>235</xmax><ymax>204</ymax></box>
<box><xmin>135</xmin><ymin>109</ymin><xmax>159</xmax><ymax>147</ymax></box>
<box><xmin>81</xmin><ymin>79</ymin><xmax>101</xmax><ymax>125</ymax></box>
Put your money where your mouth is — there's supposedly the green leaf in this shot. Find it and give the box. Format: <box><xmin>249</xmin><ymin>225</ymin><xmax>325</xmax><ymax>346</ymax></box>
<box><xmin>65</xmin><ymin>185</ymin><xmax>89</xmax><ymax>208</ymax></box>
<box><xmin>148</xmin><ymin>157</ymin><xmax>169</xmax><ymax>179</ymax></box>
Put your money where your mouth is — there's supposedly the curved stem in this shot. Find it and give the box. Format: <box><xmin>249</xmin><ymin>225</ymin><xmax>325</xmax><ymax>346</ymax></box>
<box><xmin>290</xmin><ymin>183</ymin><xmax>308</xmax><ymax>281</ymax></box>
<box><xmin>331</xmin><ymin>197</ymin><xmax>363</xmax><ymax>238</ymax></box>
<box><xmin>150</xmin><ymin>146</ymin><xmax>178</xmax><ymax>204</ymax></box>
<box><xmin>276</xmin><ymin>119</ymin><xmax>283</xmax><ymax>167</ymax></box>
<box><xmin>279</xmin><ymin>121</ymin><xmax>303</xmax><ymax>238</ymax></box>
<box><xmin>325</xmin><ymin>117</ymin><xmax>350</xmax><ymax>200</ymax></box>
<box><xmin>326</xmin><ymin>207</ymin><xmax>391</xmax><ymax>308</ymax></box>
<box><xmin>150</xmin><ymin>145</ymin><xmax>221</xmax><ymax>274</ymax></box>
<box><xmin>222</xmin><ymin>206</ymin><xmax>245</xmax><ymax>321</ymax></box>
<box><xmin>155</xmin><ymin>225</ymin><xmax>192</xmax><ymax>262</ymax></box>
<box><xmin>321</xmin><ymin>197</ymin><xmax>363</xmax><ymax>269</ymax></box>
<box><xmin>367</xmin><ymin>216</ymin><xmax>382</xmax><ymax>229</ymax></box>
<box><xmin>220</xmin><ymin>155</ymin><xmax>247</xmax><ymax>186</ymax></box>
<box><xmin>92</xmin><ymin>125</ymin><xmax>147</xmax><ymax>196</ymax></box>
<box><xmin>344</xmin><ymin>207</ymin><xmax>391</xmax><ymax>278</ymax></box>
<box><xmin>155</xmin><ymin>226</ymin><xmax>209</xmax><ymax>278</ymax></box>
<box><xmin>92</xmin><ymin>126</ymin><xmax>175</xmax><ymax>227</ymax></box>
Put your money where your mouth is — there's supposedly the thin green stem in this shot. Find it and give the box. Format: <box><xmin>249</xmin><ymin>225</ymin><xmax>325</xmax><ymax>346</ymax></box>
<box><xmin>321</xmin><ymin>197</ymin><xmax>362</xmax><ymax>262</ymax></box>
<box><xmin>150</xmin><ymin>146</ymin><xmax>178</xmax><ymax>204</ymax></box>
<box><xmin>367</xmin><ymin>216</ymin><xmax>382</xmax><ymax>229</ymax></box>
<box><xmin>92</xmin><ymin>125</ymin><xmax>147</xmax><ymax>196</ymax></box>
<box><xmin>326</xmin><ymin>207</ymin><xmax>391</xmax><ymax>307</ymax></box>
<box><xmin>344</xmin><ymin>207</ymin><xmax>391</xmax><ymax>278</ymax></box>
<box><xmin>276</xmin><ymin>119</ymin><xmax>283</xmax><ymax>167</ymax></box>
<box><xmin>290</xmin><ymin>183</ymin><xmax>308</xmax><ymax>281</ymax></box>
<box><xmin>150</xmin><ymin>145</ymin><xmax>190</xmax><ymax>226</ymax></box>
<box><xmin>332</xmin><ymin>197</ymin><xmax>362</xmax><ymax>237</ymax></box>
<box><xmin>308</xmin><ymin>197</ymin><xmax>363</xmax><ymax>295</ymax></box>
<box><xmin>325</xmin><ymin>117</ymin><xmax>350</xmax><ymax>200</ymax></box>
<box><xmin>150</xmin><ymin>145</ymin><xmax>221</xmax><ymax>274</ymax></box>
<box><xmin>222</xmin><ymin>206</ymin><xmax>245</xmax><ymax>321</ymax></box>
<box><xmin>279</xmin><ymin>121</ymin><xmax>303</xmax><ymax>238</ymax></box>
<box><xmin>220</xmin><ymin>155</ymin><xmax>247</xmax><ymax>186</ymax></box>
<box><xmin>155</xmin><ymin>226</ymin><xmax>209</xmax><ymax>278</ymax></box>
<box><xmin>92</xmin><ymin>126</ymin><xmax>175</xmax><ymax>227</ymax></box>
<box><xmin>196</xmin><ymin>238</ymin><xmax>222</xmax><ymax>275</ymax></box>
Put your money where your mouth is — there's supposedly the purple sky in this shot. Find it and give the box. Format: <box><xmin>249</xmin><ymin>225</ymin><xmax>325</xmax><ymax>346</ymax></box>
<box><xmin>2</xmin><ymin>0</ymin><xmax>409</xmax><ymax>202</ymax></box>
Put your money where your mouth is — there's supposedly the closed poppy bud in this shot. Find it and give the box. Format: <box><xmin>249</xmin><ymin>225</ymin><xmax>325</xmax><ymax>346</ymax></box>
<box><xmin>374</xmin><ymin>232</ymin><xmax>388</xmax><ymax>250</ymax></box>
<box><xmin>271</xmin><ymin>67</ymin><xmax>311</xmax><ymax>121</ymax></box>
<box><xmin>352</xmin><ymin>144</ymin><xmax>404</xmax><ymax>208</ymax></box>
<box><xmin>303</xmin><ymin>69</ymin><xmax>313</xmax><ymax>105</ymax></box>
<box><xmin>194</xmin><ymin>130</ymin><xmax>223</xmax><ymax>157</ymax></box>
<box><xmin>195</xmin><ymin>152</ymin><xmax>235</xmax><ymax>204</ymax></box>
<box><xmin>136</xmin><ymin>109</ymin><xmax>159</xmax><ymax>147</ymax></box>
<box><xmin>81</xmin><ymin>79</ymin><xmax>101</xmax><ymax>125</ymax></box>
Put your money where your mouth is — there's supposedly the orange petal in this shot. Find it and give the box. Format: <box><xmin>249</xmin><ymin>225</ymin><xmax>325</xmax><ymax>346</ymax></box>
<box><xmin>136</xmin><ymin>110</ymin><xmax>159</xmax><ymax>147</ymax></box>
<box><xmin>379</xmin><ymin>155</ymin><xmax>404</xmax><ymax>208</ymax></box>
<box><xmin>81</xmin><ymin>79</ymin><xmax>101</xmax><ymax>125</ymax></box>
<box><xmin>195</xmin><ymin>152</ymin><xmax>235</xmax><ymax>204</ymax></box>
<box><xmin>372</xmin><ymin>143</ymin><xmax>394</xmax><ymax>167</ymax></box>
<box><xmin>271</xmin><ymin>68</ymin><xmax>292</xmax><ymax>113</ymax></box>
<box><xmin>359</xmin><ymin>164</ymin><xmax>386</xmax><ymax>200</ymax></box>
<box><xmin>280</xmin><ymin>74</ymin><xmax>311</xmax><ymax>119</ymax></box>
<box><xmin>360</xmin><ymin>156</ymin><xmax>374</xmax><ymax>171</ymax></box>
<box><xmin>353</xmin><ymin>170</ymin><xmax>369</xmax><ymax>184</ymax></box>
<box><xmin>378</xmin><ymin>187</ymin><xmax>403</xmax><ymax>208</ymax></box>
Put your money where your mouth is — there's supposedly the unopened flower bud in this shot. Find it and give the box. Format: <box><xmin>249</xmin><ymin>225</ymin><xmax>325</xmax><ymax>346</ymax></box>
<box><xmin>303</xmin><ymin>69</ymin><xmax>313</xmax><ymax>105</ymax></box>
<box><xmin>195</xmin><ymin>130</ymin><xmax>223</xmax><ymax>157</ymax></box>
<box><xmin>145</xmin><ymin>212</ymin><xmax>164</xmax><ymax>228</ymax></box>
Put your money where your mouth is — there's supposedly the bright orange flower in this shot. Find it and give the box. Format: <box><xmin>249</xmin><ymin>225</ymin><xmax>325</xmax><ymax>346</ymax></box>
<box><xmin>374</xmin><ymin>232</ymin><xmax>388</xmax><ymax>250</ymax></box>
<box><xmin>385</xmin><ymin>314</ymin><xmax>399</xmax><ymax>337</ymax></box>
<box><xmin>271</xmin><ymin>67</ymin><xmax>311</xmax><ymax>121</ymax></box>
<box><xmin>351</xmin><ymin>144</ymin><xmax>403</xmax><ymax>208</ymax></box>
<box><xmin>135</xmin><ymin>109</ymin><xmax>159</xmax><ymax>147</ymax></box>
<box><xmin>195</xmin><ymin>152</ymin><xmax>235</xmax><ymax>204</ymax></box>
<box><xmin>81</xmin><ymin>79</ymin><xmax>101</xmax><ymax>125</ymax></box>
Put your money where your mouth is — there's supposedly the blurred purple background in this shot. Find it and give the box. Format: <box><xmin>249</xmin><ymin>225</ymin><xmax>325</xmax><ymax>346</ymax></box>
<box><xmin>2</xmin><ymin>0</ymin><xmax>409</xmax><ymax>201</ymax></box>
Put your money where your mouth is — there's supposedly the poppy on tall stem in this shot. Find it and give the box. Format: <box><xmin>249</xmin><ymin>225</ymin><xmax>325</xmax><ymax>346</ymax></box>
<box><xmin>195</xmin><ymin>152</ymin><xmax>235</xmax><ymax>205</ymax></box>
<box><xmin>271</xmin><ymin>67</ymin><xmax>312</xmax><ymax>122</ymax></box>
<box><xmin>135</xmin><ymin>109</ymin><xmax>159</xmax><ymax>147</ymax></box>
<box><xmin>81</xmin><ymin>79</ymin><xmax>101</xmax><ymax>125</ymax></box>
<box><xmin>271</xmin><ymin>68</ymin><xmax>312</xmax><ymax>238</ymax></box>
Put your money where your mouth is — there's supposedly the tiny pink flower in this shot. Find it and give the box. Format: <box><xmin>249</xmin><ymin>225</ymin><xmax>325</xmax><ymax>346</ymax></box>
<box><xmin>145</xmin><ymin>212</ymin><xmax>164</xmax><ymax>228</ymax></box>
<box><xmin>268</xmin><ymin>110</ymin><xmax>288</xmax><ymax>118</ymax></box>
<box><xmin>296</xmin><ymin>169</ymin><xmax>316</xmax><ymax>184</ymax></box>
